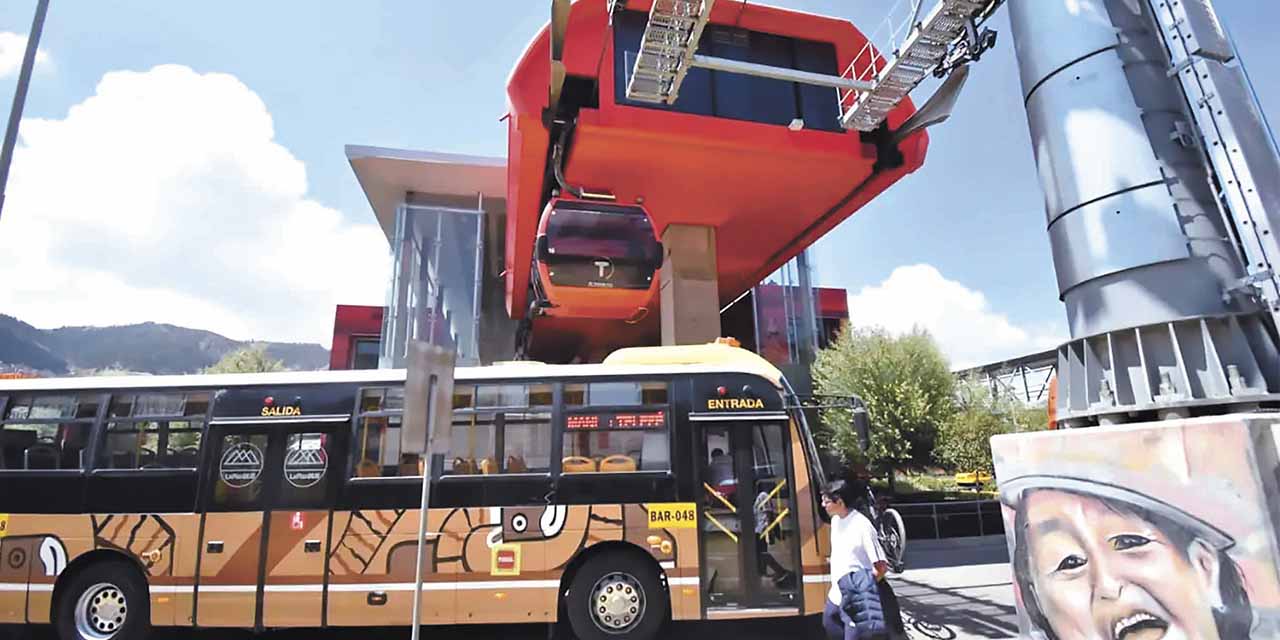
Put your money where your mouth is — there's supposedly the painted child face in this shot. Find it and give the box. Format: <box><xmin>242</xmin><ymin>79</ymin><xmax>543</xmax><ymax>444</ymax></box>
<box><xmin>1022</xmin><ymin>490</ymin><xmax>1223</xmax><ymax>640</ymax></box>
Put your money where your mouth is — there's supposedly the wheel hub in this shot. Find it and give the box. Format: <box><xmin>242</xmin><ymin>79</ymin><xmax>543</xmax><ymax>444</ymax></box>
<box><xmin>590</xmin><ymin>572</ymin><xmax>645</xmax><ymax>633</ymax></box>
<box><xmin>75</xmin><ymin>583</ymin><xmax>127</xmax><ymax>640</ymax></box>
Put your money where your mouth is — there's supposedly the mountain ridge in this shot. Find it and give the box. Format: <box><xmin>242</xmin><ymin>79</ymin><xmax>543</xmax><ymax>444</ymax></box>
<box><xmin>0</xmin><ymin>314</ymin><xmax>329</xmax><ymax>374</ymax></box>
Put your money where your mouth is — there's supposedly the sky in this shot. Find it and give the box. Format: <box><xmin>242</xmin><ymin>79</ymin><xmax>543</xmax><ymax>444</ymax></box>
<box><xmin>0</xmin><ymin>1</ymin><xmax>1276</xmax><ymax>369</ymax></box>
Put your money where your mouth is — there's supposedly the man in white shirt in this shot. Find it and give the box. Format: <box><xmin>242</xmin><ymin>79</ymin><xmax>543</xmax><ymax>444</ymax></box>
<box><xmin>822</xmin><ymin>480</ymin><xmax>892</xmax><ymax>640</ymax></box>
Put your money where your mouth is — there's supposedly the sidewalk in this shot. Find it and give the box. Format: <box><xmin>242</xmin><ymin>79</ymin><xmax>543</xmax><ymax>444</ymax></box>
<box><xmin>891</xmin><ymin>535</ymin><xmax>1019</xmax><ymax>640</ymax></box>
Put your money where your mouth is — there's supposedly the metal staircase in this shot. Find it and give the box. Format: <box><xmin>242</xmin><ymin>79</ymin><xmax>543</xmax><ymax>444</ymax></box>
<box><xmin>619</xmin><ymin>0</ymin><xmax>999</xmax><ymax>133</ymax></box>
<box><xmin>839</xmin><ymin>0</ymin><xmax>991</xmax><ymax>131</ymax></box>
<box><xmin>624</xmin><ymin>0</ymin><xmax>717</xmax><ymax>105</ymax></box>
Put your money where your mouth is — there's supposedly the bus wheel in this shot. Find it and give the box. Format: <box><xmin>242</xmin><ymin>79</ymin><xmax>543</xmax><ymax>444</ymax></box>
<box><xmin>566</xmin><ymin>552</ymin><xmax>667</xmax><ymax>640</ymax></box>
<box><xmin>55</xmin><ymin>560</ymin><xmax>150</xmax><ymax>640</ymax></box>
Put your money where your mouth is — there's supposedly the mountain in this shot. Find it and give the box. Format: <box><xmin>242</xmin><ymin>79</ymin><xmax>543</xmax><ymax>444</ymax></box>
<box><xmin>0</xmin><ymin>314</ymin><xmax>329</xmax><ymax>375</ymax></box>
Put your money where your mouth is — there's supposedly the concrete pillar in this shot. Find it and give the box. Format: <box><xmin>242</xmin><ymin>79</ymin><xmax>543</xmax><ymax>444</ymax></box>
<box><xmin>660</xmin><ymin>224</ymin><xmax>721</xmax><ymax>345</ymax></box>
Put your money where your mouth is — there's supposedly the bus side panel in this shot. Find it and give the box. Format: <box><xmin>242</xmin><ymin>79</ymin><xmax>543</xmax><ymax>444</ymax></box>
<box><xmin>87</xmin><ymin>513</ymin><xmax>198</xmax><ymax>628</ymax></box>
<box><xmin>0</xmin><ymin>535</ymin><xmax>34</xmax><ymax>622</ymax></box>
<box><xmin>326</xmin><ymin>508</ymin><xmax>454</xmax><ymax>626</ymax></box>
<box><xmin>195</xmin><ymin>512</ymin><xmax>263</xmax><ymax>628</ymax></box>
<box><xmin>261</xmin><ymin>510</ymin><xmax>330</xmax><ymax>627</ymax></box>
<box><xmin>161</xmin><ymin>514</ymin><xmax>201</xmax><ymax>627</ymax></box>
<box><xmin>624</xmin><ymin>504</ymin><xmax>698</xmax><ymax>621</ymax></box>
<box><xmin>4</xmin><ymin>515</ymin><xmax>93</xmax><ymax>625</ymax></box>
<box><xmin>788</xmin><ymin>419</ymin><xmax>830</xmax><ymax>615</ymax></box>
<box><xmin>88</xmin><ymin>512</ymin><xmax>199</xmax><ymax>627</ymax></box>
<box><xmin>449</xmin><ymin>507</ymin><xmax>553</xmax><ymax>624</ymax></box>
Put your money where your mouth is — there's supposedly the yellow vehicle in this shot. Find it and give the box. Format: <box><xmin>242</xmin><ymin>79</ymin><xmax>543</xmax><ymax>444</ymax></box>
<box><xmin>0</xmin><ymin>343</ymin><xmax>832</xmax><ymax>640</ymax></box>
<box><xmin>954</xmin><ymin>470</ymin><xmax>994</xmax><ymax>488</ymax></box>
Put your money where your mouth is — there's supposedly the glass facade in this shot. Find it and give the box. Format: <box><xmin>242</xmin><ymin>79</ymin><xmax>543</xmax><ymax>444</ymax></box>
<box><xmin>381</xmin><ymin>203</ymin><xmax>485</xmax><ymax>367</ymax></box>
<box><xmin>753</xmin><ymin>250</ymin><xmax>821</xmax><ymax>369</ymax></box>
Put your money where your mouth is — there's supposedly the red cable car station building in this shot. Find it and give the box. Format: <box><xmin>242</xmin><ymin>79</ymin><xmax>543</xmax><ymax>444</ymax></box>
<box><xmin>338</xmin><ymin>0</ymin><xmax>928</xmax><ymax>386</ymax></box>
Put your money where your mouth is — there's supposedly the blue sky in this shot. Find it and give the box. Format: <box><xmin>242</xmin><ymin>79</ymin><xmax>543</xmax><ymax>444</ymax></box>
<box><xmin>0</xmin><ymin>1</ymin><xmax>1275</xmax><ymax>368</ymax></box>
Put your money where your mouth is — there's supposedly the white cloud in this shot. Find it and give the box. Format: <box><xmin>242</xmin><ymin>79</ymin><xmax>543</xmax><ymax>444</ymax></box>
<box><xmin>0</xmin><ymin>32</ymin><xmax>50</xmax><ymax>78</ymax></box>
<box><xmin>845</xmin><ymin>264</ymin><xmax>1064</xmax><ymax>370</ymax></box>
<box><xmin>0</xmin><ymin>64</ymin><xmax>389</xmax><ymax>344</ymax></box>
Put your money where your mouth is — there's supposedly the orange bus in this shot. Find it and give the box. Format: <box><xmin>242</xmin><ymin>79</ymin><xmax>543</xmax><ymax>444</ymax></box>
<box><xmin>0</xmin><ymin>344</ymin><xmax>832</xmax><ymax>640</ymax></box>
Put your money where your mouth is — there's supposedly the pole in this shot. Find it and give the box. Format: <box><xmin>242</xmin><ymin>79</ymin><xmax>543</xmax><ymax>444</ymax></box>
<box><xmin>409</xmin><ymin>375</ymin><xmax>437</xmax><ymax>640</ymax></box>
<box><xmin>0</xmin><ymin>0</ymin><xmax>50</xmax><ymax>222</ymax></box>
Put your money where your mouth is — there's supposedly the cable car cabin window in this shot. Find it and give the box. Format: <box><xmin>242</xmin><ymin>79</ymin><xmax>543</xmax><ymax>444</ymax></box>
<box><xmin>445</xmin><ymin>384</ymin><xmax>552</xmax><ymax>476</ymax></box>
<box><xmin>564</xmin><ymin>381</ymin><xmax>668</xmax><ymax>407</ymax></box>
<box><xmin>0</xmin><ymin>393</ymin><xmax>99</xmax><ymax>471</ymax></box>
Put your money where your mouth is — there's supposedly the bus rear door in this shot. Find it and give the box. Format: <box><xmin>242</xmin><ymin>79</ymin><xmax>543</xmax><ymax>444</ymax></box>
<box><xmin>197</xmin><ymin>420</ymin><xmax>342</xmax><ymax>629</ymax></box>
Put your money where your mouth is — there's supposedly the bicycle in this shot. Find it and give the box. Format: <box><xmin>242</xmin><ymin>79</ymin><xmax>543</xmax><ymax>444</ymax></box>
<box><xmin>861</xmin><ymin>480</ymin><xmax>907</xmax><ymax>574</ymax></box>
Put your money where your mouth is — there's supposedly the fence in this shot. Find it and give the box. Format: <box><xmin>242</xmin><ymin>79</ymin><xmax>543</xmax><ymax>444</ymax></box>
<box><xmin>893</xmin><ymin>500</ymin><xmax>1004</xmax><ymax>540</ymax></box>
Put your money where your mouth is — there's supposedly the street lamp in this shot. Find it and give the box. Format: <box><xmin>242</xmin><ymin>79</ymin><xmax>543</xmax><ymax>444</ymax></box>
<box><xmin>0</xmin><ymin>0</ymin><xmax>50</xmax><ymax>222</ymax></box>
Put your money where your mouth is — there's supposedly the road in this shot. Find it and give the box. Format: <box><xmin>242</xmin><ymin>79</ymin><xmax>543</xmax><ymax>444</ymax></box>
<box><xmin>892</xmin><ymin>535</ymin><xmax>1019</xmax><ymax>640</ymax></box>
<box><xmin>3</xmin><ymin>536</ymin><xmax>1018</xmax><ymax>640</ymax></box>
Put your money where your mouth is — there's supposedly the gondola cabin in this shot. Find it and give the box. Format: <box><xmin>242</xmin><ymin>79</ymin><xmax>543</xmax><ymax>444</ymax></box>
<box><xmin>534</xmin><ymin>198</ymin><xmax>663</xmax><ymax>320</ymax></box>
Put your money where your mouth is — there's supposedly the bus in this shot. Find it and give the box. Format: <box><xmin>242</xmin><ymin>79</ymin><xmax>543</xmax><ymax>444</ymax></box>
<box><xmin>0</xmin><ymin>343</ymin><xmax>832</xmax><ymax>640</ymax></box>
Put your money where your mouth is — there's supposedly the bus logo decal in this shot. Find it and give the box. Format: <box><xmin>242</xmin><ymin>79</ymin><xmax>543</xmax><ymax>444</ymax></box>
<box><xmin>220</xmin><ymin>442</ymin><xmax>264</xmax><ymax>488</ymax></box>
<box><xmin>284</xmin><ymin>446</ymin><xmax>328</xmax><ymax>489</ymax></box>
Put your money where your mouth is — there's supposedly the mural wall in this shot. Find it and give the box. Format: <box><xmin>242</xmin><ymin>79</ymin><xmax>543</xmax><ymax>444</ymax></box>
<box><xmin>993</xmin><ymin>416</ymin><xmax>1280</xmax><ymax>640</ymax></box>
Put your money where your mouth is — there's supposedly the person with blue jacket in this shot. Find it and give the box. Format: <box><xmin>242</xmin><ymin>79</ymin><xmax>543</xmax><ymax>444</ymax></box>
<box><xmin>822</xmin><ymin>480</ymin><xmax>890</xmax><ymax>640</ymax></box>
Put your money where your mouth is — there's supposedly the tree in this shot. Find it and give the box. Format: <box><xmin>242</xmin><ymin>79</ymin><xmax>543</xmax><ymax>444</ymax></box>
<box><xmin>812</xmin><ymin>326</ymin><xmax>955</xmax><ymax>477</ymax></box>
<box><xmin>204</xmin><ymin>345</ymin><xmax>285</xmax><ymax>374</ymax></box>
<box><xmin>935</xmin><ymin>377</ymin><xmax>1036</xmax><ymax>475</ymax></box>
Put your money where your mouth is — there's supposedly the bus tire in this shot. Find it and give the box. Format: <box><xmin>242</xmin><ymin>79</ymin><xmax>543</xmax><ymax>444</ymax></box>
<box><xmin>54</xmin><ymin>560</ymin><xmax>150</xmax><ymax>640</ymax></box>
<box><xmin>565</xmin><ymin>551</ymin><xmax>667</xmax><ymax>640</ymax></box>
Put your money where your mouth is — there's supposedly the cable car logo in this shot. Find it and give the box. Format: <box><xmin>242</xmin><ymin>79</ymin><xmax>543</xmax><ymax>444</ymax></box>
<box><xmin>593</xmin><ymin>259</ymin><xmax>614</xmax><ymax>280</ymax></box>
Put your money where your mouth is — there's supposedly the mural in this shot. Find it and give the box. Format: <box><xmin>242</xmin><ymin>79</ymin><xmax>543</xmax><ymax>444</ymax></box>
<box><xmin>993</xmin><ymin>416</ymin><xmax>1280</xmax><ymax>640</ymax></box>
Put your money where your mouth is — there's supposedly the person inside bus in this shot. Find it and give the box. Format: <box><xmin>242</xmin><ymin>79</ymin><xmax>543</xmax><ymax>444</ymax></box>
<box><xmin>709</xmin><ymin>448</ymin><xmax>733</xmax><ymax>485</ymax></box>
<box><xmin>753</xmin><ymin>487</ymin><xmax>795</xmax><ymax>589</ymax></box>
<box><xmin>822</xmin><ymin>480</ymin><xmax>892</xmax><ymax>640</ymax></box>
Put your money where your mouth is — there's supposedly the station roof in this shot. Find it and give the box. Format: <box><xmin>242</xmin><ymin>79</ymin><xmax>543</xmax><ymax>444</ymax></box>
<box><xmin>345</xmin><ymin>144</ymin><xmax>506</xmax><ymax>241</ymax></box>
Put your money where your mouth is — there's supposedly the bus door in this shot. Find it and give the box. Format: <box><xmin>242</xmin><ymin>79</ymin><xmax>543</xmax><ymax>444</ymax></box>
<box><xmin>695</xmin><ymin>415</ymin><xmax>801</xmax><ymax>612</ymax></box>
<box><xmin>198</xmin><ymin>421</ymin><xmax>341</xmax><ymax>629</ymax></box>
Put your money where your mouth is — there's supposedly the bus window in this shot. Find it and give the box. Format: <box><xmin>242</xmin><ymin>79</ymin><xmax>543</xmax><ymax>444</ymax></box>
<box><xmin>101</xmin><ymin>392</ymin><xmax>208</xmax><ymax>469</ymax></box>
<box><xmin>351</xmin><ymin>386</ymin><xmax>417</xmax><ymax>478</ymax></box>
<box><xmin>0</xmin><ymin>393</ymin><xmax>98</xmax><ymax>470</ymax></box>
<box><xmin>501</xmin><ymin>411</ymin><xmax>552</xmax><ymax>473</ymax></box>
<box><xmin>564</xmin><ymin>381</ymin><xmax>667</xmax><ymax>406</ymax></box>
<box><xmin>562</xmin><ymin>411</ymin><xmax>670</xmax><ymax>473</ymax></box>
<box><xmin>446</xmin><ymin>385</ymin><xmax>552</xmax><ymax>475</ymax></box>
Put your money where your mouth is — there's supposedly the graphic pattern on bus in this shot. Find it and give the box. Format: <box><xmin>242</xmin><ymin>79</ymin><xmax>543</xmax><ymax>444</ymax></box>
<box><xmin>329</xmin><ymin>504</ymin><xmax>679</xmax><ymax>579</ymax></box>
<box><xmin>91</xmin><ymin>514</ymin><xmax>177</xmax><ymax>576</ymax></box>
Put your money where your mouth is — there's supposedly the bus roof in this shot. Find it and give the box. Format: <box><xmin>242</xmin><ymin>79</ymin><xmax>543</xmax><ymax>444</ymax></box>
<box><xmin>0</xmin><ymin>346</ymin><xmax>784</xmax><ymax>393</ymax></box>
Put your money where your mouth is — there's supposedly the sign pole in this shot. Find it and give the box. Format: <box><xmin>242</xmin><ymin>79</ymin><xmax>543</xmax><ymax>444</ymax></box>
<box><xmin>409</xmin><ymin>376</ymin><xmax>435</xmax><ymax>640</ymax></box>
<box><xmin>0</xmin><ymin>0</ymin><xmax>50</xmax><ymax>222</ymax></box>
<box><xmin>401</xmin><ymin>341</ymin><xmax>456</xmax><ymax>640</ymax></box>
